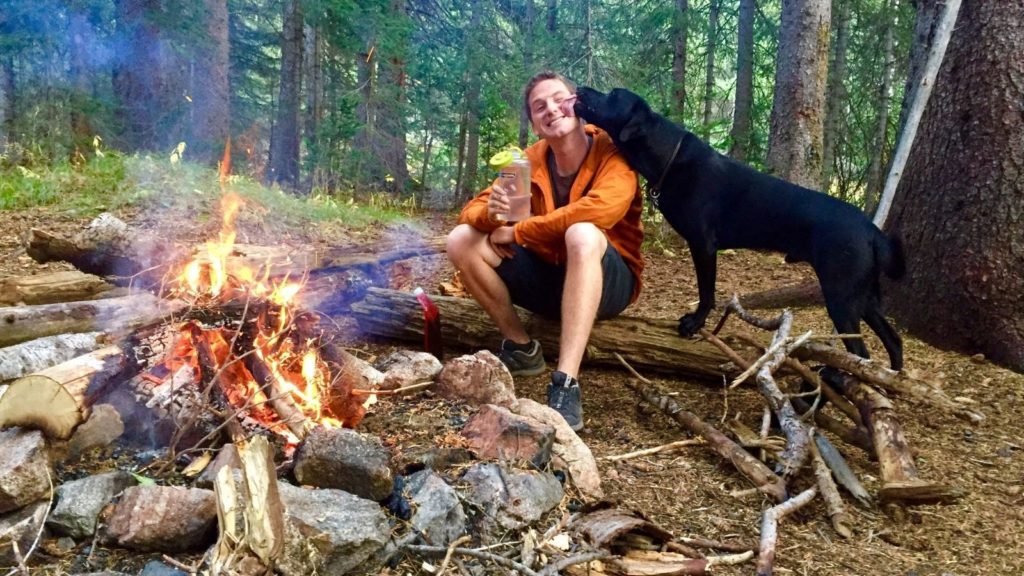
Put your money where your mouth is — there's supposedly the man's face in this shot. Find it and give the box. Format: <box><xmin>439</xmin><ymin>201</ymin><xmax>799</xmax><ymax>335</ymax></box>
<box><xmin>529</xmin><ymin>79</ymin><xmax>579</xmax><ymax>141</ymax></box>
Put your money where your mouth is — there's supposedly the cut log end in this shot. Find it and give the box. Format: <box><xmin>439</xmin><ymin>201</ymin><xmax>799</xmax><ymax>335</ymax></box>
<box><xmin>0</xmin><ymin>376</ymin><xmax>82</xmax><ymax>439</ymax></box>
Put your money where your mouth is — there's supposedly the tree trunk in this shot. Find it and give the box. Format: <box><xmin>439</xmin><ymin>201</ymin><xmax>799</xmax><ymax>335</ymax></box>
<box><xmin>377</xmin><ymin>0</ymin><xmax>411</xmax><ymax>195</ymax></box>
<box><xmin>887</xmin><ymin>2</ymin><xmax>1024</xmax><ymax>372</ymax></box>
<box><xmin>820</xmin><ymin>0</ymin><xmax>850</xmax><ymax>193</ymax></box>
<box><xmin>728</xmin><ymin>0</ymin><xmax>755</xmax><ymax>162</ymax></box>
<box><xmin>701</xmin><ymin>0</ymin><xmax>719</xmax><ymax>137</ymax></box>
<box><xmin>189</xmin><ymin>0</ymin><xmax>230</xmax><ymax>166</ymax></box>
<box><xmin>546</xmin><ymin>0</ymin><xmax>557</xmax><ymax>32</ymax></box>
<box><xmin>267</xmin><ymin>0</ymin><xmax>303</xmax><ymax>189</ymax></box>
<box><xmin>519</xmin><ymin>0</ymin><xmax>535</xmax><ymax>149</ymax></box>
<box><xmin>670</xmin><ymin>0</ymin><xmax>689</xmax><ymax>123</ymax></box>
<box><xmin>863</xmin><ymin>0</ymin><xmax>896</xmax><ymax>214</ymax></box>
<box><xmin>68</xmin><ymin>10</ymin><xmax>95</xmax><ymax>159</ymax></box>
<box><xmin>766</xmin><ymin>0</ymin><xmax>830</xmax><ymax>189</ymax></box>
<box><xmin>458</xmin><ymin>0</ymin><xmax>483</xmax><ymax>204</ymax></box>
<box><xmin>304</xmin><ymin>23</ymin><xmax>324</xmax><ymax>190</ymax></box>
<box><xmin>353</xmin><ymin>43</ymin><xmax>380</xmax><ymax>189</ymax></box>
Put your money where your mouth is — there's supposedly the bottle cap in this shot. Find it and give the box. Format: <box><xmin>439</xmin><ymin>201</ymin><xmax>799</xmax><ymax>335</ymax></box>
<box><xmin>488</xmin><ymin>146</ymin><xmax>524</xmax><ymax>170</ymax></box>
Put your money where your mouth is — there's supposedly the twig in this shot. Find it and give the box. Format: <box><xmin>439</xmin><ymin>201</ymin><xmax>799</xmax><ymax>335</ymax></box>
<box><xmin>810</xmin><ymin>430</ymin><xmax>853</xmax><ymax>538</ymax></box>
<box><xmin>678</xmin><ymin>535</ymin><xmax>758</xmax><ymax>553</ymax></box>
<box><xmin>161</xmin><ymin>554</ymin><xmax>200</xmax><ymax>574</ymax></box>
<box><xmin>601</xmin><ymin>439</ymin><xmax>705</xmax><ymax>461</ymax></box>
<box><xmin>406</xmin><ymin>544</ymin><xmax>541</xmax><ymax>576</ymax></box>
<box><xmin>352</xmin><ymin>380</ymin><xmax>433</xmax><ymax>396</ymax></box>
<box><xmin>539</xmin><ymin>550</ymin><xmax>610</xmax><ymax>576</ymax></box>
<box><xmin>756</xmin><ymin>487</ymin><xmax>818</xmax><ymax>576</ymax></box>
<box><xmin>730</xmin><ymin>330</ymin><xmax>811</xmax><ymax>389</ymax></box>
<box><xmin>438</xmin><ymin>535</ymin><xmax>472</xmax><ymax>575</ymax></box>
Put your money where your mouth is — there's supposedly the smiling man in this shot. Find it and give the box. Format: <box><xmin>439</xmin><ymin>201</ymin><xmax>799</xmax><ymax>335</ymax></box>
<box><xmin>446</xmin><ymin>70</ymin><xmax>644</xmax><ymax>431</ymax></box>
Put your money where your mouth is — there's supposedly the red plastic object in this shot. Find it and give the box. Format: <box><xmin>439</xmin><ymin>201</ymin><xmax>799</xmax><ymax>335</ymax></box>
<box><xmin>414</xmin><ymin>287</ymin><xmax>443</xmax><ymax>360</ymax></box>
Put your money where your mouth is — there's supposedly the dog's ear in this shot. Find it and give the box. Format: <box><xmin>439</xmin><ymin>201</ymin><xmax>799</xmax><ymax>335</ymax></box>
<box><xmin>618</xmin><ymin>115</ymin><xmax>644</xmax><ymax>142</ymax></box>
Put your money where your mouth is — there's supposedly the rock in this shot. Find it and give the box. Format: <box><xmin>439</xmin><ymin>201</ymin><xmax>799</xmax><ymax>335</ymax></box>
<box><xmin>101</xmin><ymin>485</ymin><xmax>216</xmax><ymax>552</ymax></box>
<box><xmin>277</xmin><ymin>482</ymin><xmax>389</xmax><ymax>576</ymax></box>
<box><xmin>461</xmin><ymin>463</ymin><xmax>563</xmax><ymax>541</ymax></box>
<box><xmin>48</xmin><ymin>470</ymin><xmax>135</xmax><ymax>539</ymax></box>
<box><xmin>0</xmin><ymin>428</ymin><xmax>52</xmax><ymax>514</ymax></box>
<box><xmin>406</xmin><ymin>469</ymin><xmax>467</xmax><ymax>546</ymax></box>
<box><xmin>0</xmin><ymin>500</ymin><xmax>49</xmax><ymax>567</ymax></box>
<box><xmin>67</xmin><ymin>404</ymin><xmax>124</xmax><ymax>460</ymax></box>
<box><xmin>376</xmin><ymin>350</ymin><xmax>443</xmax><ymax>390</ymax></box>
<box><xmin>138</xmin><ymin>560</ymin><xmax>188</xmax><ymax>576</ymax></box>
<box><xmin>462</xmin><ymin>404</ymin><xmax>554</xmax><ymax>467</ymax></box>
<box><xmin>515</xmin><ymin>398</ymin><xmax>603</xmax><ymax>501</ymax></box>
<box><xmin>435</xmin><ymin>351</ymin><xmax>517</xmax><ymax>408</ymax></box>
<box><xmin>293</xmin><ymin>427</ymin><xmax>393</xmax><ymax>501</ymax></box>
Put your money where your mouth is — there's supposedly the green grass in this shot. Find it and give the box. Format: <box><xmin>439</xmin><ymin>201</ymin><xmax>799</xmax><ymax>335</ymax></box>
<box><xmin>0</xmin><ymin>150</ymin><xmax>414</xmax><ymax>230</ymax></box>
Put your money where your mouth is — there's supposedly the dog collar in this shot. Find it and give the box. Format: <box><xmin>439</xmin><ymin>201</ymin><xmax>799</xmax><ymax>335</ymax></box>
<box><xmin>646</xmin><ymin>135</ymin><xmax>683</xmax><ymax>208</ymax></box>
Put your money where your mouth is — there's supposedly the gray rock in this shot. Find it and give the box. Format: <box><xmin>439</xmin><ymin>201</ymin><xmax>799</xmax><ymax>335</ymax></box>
<box><xmin>277</xmin><ymin>482</ymin><xmax>389</xmax><ymax>576</ymax></box>
<box><xmin>376</xmin><ymin>350</ymin><xmax>443</xmax><ymax>390</ymax></box>
<box><xmin>67</xmin><ymin>404</ymin><xmax>124</xmax><ymax>459</ymax></box>
<box><xmin>293</xmin><ymin>427</ymin><xmax>393</xmax><ymax>501</ymax></box>
<box><xmin>0</xmin><ymin>428</ymin><xmax>51</xmax><ymax>514</ymax></box>
<box><xmin>0</xmin><ymin>500</ymin><xmax>49</xmax><ymax>568</ymax></box>
<box><xmin>461</xmin><ymin>463</ymin><xmax>563</xmax><ymax>541</ymax></box>
<box><xmin>406</xmin><ymin>469</ymin><xmax>467</xmax><ymax>545</ymax></box>
<box><xmin>48</xmin><ymin>470</ymin><xmax>135</xmax><ymax>539</ymax></box>
<box><xmin>435</xmin><ymin>351</ymin><xmax>517</xmax><ymax>408</ymax></box>
<box><xmin>138</xmin><ymin>560</ymin><xmax>188</xmax><ymax>576</ymax></box>
<box><xmin>515</xmin><ymin>399</ymin><xmax>603</xmax><ymax>501</ymax></box>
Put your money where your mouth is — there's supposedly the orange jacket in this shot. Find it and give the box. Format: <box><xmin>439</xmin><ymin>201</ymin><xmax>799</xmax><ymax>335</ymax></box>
<box><xmin>458</xmin><ymin>125</ymin><xmax>644</xmax><ymax>301</ymax></box>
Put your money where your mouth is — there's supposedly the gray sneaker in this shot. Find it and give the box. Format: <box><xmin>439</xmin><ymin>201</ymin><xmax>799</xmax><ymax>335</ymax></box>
<box><xmin>547</xmin><ymin>371</ymin><xmax>583</xmax><ymax>431</ymax></box>
<box><xmin>497</xmin><ymin>339</ymin><xmax>546</xmax><ymax>376</ymax></box>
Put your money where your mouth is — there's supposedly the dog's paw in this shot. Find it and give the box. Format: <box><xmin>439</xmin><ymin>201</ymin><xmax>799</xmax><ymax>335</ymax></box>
<box><xmin>677</xmin><ymin>314</ymin><xmax>706</xmax><ymax>337</ymax></box>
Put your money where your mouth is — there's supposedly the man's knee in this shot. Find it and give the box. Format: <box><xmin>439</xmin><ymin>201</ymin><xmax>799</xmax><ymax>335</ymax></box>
<box><xmin>565</xmin><ymin>222</ymin><xmax>607</xmax><ymax>262</ymax></box>
<box><xmin>446</xmin><ymin>224</ymin><xmax>482</xmax><ymax>264</ymax></box>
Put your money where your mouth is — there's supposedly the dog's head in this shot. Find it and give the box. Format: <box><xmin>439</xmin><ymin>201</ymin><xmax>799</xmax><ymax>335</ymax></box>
<box><xmin>574</xmin><ymin>87</ymin><xmax>652</xmax><ymax>143</ymax></box>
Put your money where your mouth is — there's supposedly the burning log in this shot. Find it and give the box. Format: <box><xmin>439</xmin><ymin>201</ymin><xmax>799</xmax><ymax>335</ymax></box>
<box><xmin>351</xmin><ymin>288</ymin><xmax>739</xmax><ymax>379</ymax></box>
<box><xmin>0</xmin><ymin>293</ymin><xmax>186</xmax><ymax>348</ymax></box>
<box><xmin>0</xmin><ymin>270</ymin><xmax>117</xmax><ymax>306</ymax></box>
<box><xmin>0</xmin><ymin>343</ymin><xmax>140</xmax><ymax>439</ymax></box>
<box><xmin>824</xmin><ymin>371</ymin><xmax>964</xmax><ymax>505</ymax></box>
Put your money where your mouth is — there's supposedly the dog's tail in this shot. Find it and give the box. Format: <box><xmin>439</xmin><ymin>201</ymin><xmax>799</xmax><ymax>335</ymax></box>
<box><xmin>875</xmin><ymin>231</ymin><xmax>906</xmax><ymax>280</ymax></box>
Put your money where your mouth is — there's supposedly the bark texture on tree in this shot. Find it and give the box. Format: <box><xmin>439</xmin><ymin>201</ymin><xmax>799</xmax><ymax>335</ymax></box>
<box><xmin>864</xmin><ymin>0</ymin><xmax>897</xmax><ymax>214</ymax></box>
<box><xmin>189</xmin><ymin>0</ymin><xmax>230</xmax><ymax>165</ymax></box>
<box><xmin>728</xmin><ymin>0</ymin><xmax>755</xmax><ymax>161</ymax></box>
<box><xmin>820</xmin><ymin>0</ymin><xmax>850</xmax><ymax>192</ymax></box>
<box><xmin>670</xmin><ymin>0</ymin><xmax>689</xmax><ymax>123</ymax></box>
<box><xmin>267</xmin><ymin>0</ymin><xmax>303</xmax><ymax>188</ymax></box>
<box><xmin>887</xmin><ymin>2</ymin><xmax>1024</xmax><ymax>372</ymax></box>
<box><xmin>701</xmin><ymin>0</ymin><xmax>720</xmax><ymax>137</ymax></box>
<box><xmin>766</xmin><ymin>0</ymin><xmax>831</xmax><ymax>188</ymax></box>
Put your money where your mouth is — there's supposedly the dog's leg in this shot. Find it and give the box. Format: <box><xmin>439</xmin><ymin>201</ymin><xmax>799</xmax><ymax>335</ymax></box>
<box><xmin>863</xmin><ymin>303</ymin><xmax>903</xmax><ymax>371</ymax></box>
<box><xmin>678</xmin><ymin>241</ymin><xmax>717</xmax><ymax>337</ymax></box>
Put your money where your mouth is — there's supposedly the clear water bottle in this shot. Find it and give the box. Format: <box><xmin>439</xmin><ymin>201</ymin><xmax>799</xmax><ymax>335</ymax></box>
<box><xmin>489</xmin><ymin>147</ymin><xmax>532</xmax><ymax>222</ymax></box>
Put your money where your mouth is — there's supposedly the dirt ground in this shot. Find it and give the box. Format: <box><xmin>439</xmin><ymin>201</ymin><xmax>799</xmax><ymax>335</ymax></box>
<box><xmin>2</xmin><ymin>205</ymin><xmax>1022</xmax><ymax>576</ymax></box>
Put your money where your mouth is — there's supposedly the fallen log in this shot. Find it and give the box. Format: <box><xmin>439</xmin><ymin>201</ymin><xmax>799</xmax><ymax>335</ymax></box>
<box><xmin>0</xmin><ymin>293</ymin><xmax>186</xmax><ymax>348</ymax></box>
<box><xmin>736</xmin><ymin>281</ymin><xmax>824</xmax><ymax>310</ymax></box>
<box><xmin>0</xmin><ymin>332</ymin><xmax>107</xmax><ymax>382</ymax></box>
<box><xmin>825</xmin><ymin>370</ymin><xmax>964</xmax><ymax>505</ymax></box>
<box><xmin>0</xmin><ymin>270</ymin><xmax>117</xmax><ymax>306</ymax></box>
<box><xmin>350</xmin><ymin>288</ymin><xmax>740</xmax><ymax>379</ymax></box>
<box><xmin>623</xmin><ymin>378</ymin><xmax>787</xmax><ymax>503</ymax></box>
<box><xmin>0</xmin><ymin>343</ymin><xmax>140</xmax><ymax>439</ymax></box>
<box><xmin>25</xmin><ymin>214</ymin><xmax>190</xmax><ymax>287</ymax></box>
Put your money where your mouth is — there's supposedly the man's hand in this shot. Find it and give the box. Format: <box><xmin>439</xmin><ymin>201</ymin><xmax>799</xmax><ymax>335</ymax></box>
<box><xmin>488</xmin><ymin>183</ymin><xmax>510</xmax><ymax>222</ymax></box>
<box><xmin>488</xmin><ymin>226</ymin><xmax>516</xmax><ymax>259</ymax></box>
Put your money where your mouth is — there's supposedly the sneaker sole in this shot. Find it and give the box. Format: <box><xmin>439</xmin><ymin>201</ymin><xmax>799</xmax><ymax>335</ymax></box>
<box><xmin>509</xmin><ymin>364</ymin><xmax>547</xmax><ymax>377</ymax></box>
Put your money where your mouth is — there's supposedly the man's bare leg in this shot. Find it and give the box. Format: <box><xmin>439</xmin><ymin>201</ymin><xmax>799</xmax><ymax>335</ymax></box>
<box><xmin>446</xmin><ymin>223</ymin><xmax>531</xmax><ymax>344</ymax></box>
<box><xmin>557</xmin><ymin>222</ymin><xmax>607</xmax><ymax>378</ymax></box>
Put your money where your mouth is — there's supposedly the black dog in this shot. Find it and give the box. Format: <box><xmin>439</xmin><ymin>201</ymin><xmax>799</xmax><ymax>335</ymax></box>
<box><xmin>574</xmin><ymin>87</ymin><xmax>905</xmax><ymax>370</ymax></box>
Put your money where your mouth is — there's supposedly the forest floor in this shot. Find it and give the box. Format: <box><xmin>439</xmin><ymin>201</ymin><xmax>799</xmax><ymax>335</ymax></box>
<box><xmin>2</xmin><ymin>203</ymin><xmax>1022</xmax><ymax>576</ymax></box>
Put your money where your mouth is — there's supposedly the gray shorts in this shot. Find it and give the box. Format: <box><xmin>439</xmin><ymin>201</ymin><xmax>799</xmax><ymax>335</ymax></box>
<box><xmin>494</xmin><ymin>243</ymin><xmax>635</xmax><ymax>320</ymax></box>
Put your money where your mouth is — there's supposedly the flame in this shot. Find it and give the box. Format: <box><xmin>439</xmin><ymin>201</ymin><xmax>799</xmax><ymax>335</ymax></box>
<box><xmin>159</xmin><ymin>188</ymin><xmax>366</xmax><ymax>442</ymax></box>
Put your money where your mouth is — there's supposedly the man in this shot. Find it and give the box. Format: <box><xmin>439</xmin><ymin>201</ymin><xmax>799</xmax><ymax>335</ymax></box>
<box><xmin>446</xmin><ymin>71</ymin><xmax>644</xmax><ymax>431</ymax></box>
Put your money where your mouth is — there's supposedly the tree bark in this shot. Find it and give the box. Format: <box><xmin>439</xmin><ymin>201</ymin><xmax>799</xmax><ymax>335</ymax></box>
<box><xmin>0</xmin><ymin>271</ymin><xmax>116</xmax><ymax>306</ymax></box>
<box><xmin>189</xmin><ymin>0</ymin><xmax>230</xmax><ymax>165</ymax></box>
<box><xmin>670</xmin><ymin>0</ymin><xmax>689</xmax><ymax>123</ymax></box>
<box><xmin>766</xmin><ymin>0</ymin><xmax>830</xmax><ymax>188</ymax></box>
<box><xmin>863</xmin><ymin>0</ymin><xmax>897</xmax><ymax>214</ymax></box>
<box><xmin>701</xmin><ymin>0</ymin><xmax>719</xmax><ymax>137</ymax></box>
<box><xmin>728</xmin><ymin>0</ymin><xmax>755</xmax><ymax>162</ymax></box>
<box><xmin>350</xmin><ymin>288</ymin><xmax>739</xmax><ymax>380</ymax></box>
<box><xmin>377</xmin><ymin>0</ymin><xmax>411</xmax><ymax>194</ymax></box>
<box><xmin>886</xmin><ymin>1</ymin><xmax>1023</xmax><ymax>372</ymax></box>
<box><xmin>519</xmin><ymin>0</ymin><xmax>535</xmax><ymax>149</ymax></box>
<box><xmin>820</xmin><ymin>0</ymin><xmax>850</xmax><ymax>192</ymax></box>
<box><xmin>68</xmin><ymin>9</ymin><xmax>96</xmax><ymax>158</ymax></box>
<box><xmin>1</xmin><ymin>55</ymin><xmax>13</xmax><ymax>146</ymax></box>
<box><xmin>267</xmin><ymin>0</ymin><xmax>303</xmax><ymax>189</ymax></box>
<box><xmin>0</xmin><ymin>332</ymin><xmax>106</xmax><ymax>382</ymax></box>
<box><xmin>457</xmin><ymin>0</ymin><xmax>483</xmax><ymax>204</ymax></box>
